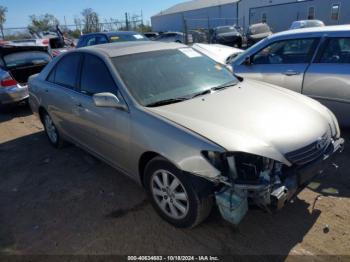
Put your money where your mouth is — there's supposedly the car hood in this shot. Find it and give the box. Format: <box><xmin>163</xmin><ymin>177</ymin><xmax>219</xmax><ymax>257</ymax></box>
<box><xmin>249</xmin><ymin>32</ymin><xmax>271</xmax><ymax>40</ymax></box>
<box><xmin>147</xmin><ymin>79</ymin><xmax>334</xmax><ymax>165</ymax></box>
<box><xmin>193</xmin><ymin>43</ymin><xmax>243</xmax><ymax>65</ymax></box>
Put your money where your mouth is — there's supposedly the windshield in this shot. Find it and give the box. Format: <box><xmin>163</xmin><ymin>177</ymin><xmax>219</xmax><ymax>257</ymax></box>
<box><xmin>3</xmin><ymin>51</ymin><xmax>51</xmax><ymax>68</ymax></box>
<box><xmin>216</xmin><ymin>26</ymin><xmax>237</xmax><ymax>34</ymax></box>
<box><xmin>248</xmin><ymin>24</ymin><xmax>270</xmax><ymax>35</ymax></box>
<box><xmin>112</xmin><ymin>48</ymin><xmax>239</xmax><ymax>106</ymax></box>
<box><xmin>110</xmin><ymin>33</ymin><xmax>147</xmax><ymax>42</ymax></box>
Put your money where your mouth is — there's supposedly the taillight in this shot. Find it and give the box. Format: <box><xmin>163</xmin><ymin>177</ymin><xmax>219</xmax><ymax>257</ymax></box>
<box><xmin>0</xmin><ymin>40</ymin><xmax>9</xmax><ymax>45</ymax></box>
<box><xmin>0</xmin><ymin>74</ymin><xmax>18</xmax><ymax>87</ymax></box>
<box><xmin>41</xmin><ymin>39</ymin><xmax>50</xmax><ymax>46</ymax></box>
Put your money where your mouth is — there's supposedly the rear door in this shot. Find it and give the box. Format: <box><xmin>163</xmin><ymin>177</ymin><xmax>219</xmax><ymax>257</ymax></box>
<box><xmin>72</xmin><ymin>53</ymin><xmax>130</xmax><ymax>171</ymax></box>
<box><xmin>303</xmin><ymin>37</ymin><xmax>350</xmax><ymax>125</ymax></box>
<box><xmin>44</xmin><ymin>53</ymin><xmax>82</xmax><ymax>139</ymax></box>
<box><xmin>234</xmin><ymin>38</ymin><xmax>319</xmax><ymax>93</ymax></box>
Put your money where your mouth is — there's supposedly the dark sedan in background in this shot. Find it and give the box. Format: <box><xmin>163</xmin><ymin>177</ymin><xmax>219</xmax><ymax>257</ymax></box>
<box><xmin>211</xmin><ymin>26</ymin><xmax>243</xmax><ymax>48</ymax></box>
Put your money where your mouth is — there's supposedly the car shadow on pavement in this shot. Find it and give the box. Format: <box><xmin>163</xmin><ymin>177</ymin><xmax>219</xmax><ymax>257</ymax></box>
<box><xmin>0</xmin><ymin>103</ymin><xmax>32</xmax><ymax>123</ymax></box>
<box><xmin>306</xmin><ymin>127</ymin><xmax>350</xmax><ymax>199</ymax></box>
<box><xmin>0</xmin><ymin>131</ymin><xmax>327</xmax><ymax>257</ymax></box>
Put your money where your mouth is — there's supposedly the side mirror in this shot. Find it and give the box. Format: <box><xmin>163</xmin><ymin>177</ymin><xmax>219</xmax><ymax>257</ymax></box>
<box><xmin>243</xmin><ymin>56</ymin><xmax>252</xmax><ymax>66</ymax></box>
<box><xmin>93</xmin><ymin>92</ymin><xmax>127</xmax><ymax>110</ymax></box>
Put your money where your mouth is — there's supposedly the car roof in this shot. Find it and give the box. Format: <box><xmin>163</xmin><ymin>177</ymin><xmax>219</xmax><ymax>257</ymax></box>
<box><xmin>81</xmin><ymin>31</ymin><xmax>141</xmax><ymax>37</ymax></box>
<box><xmin>270</xmin><ymin>24</ymin><xmax>350</xmax><ymax>39</ymax></box>
<box><xmin>81</xmin><ymin>41</ymin><xmax>186</xmax><ymax>57</ymax></box>
<box><xmin>292</xmin><ymin>19</ymin><xmax>323</xmax><ymax>23</ymax></box>
<box><xmin>249</xmin><ymin>23</ymin><xmax>269</xmax><ymax>28</ymax></box>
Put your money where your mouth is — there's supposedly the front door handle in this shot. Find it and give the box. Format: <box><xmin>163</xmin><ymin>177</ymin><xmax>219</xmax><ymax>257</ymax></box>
<box><xmin>283</xmin><ymin>70</ymin><xmax>300</xmax><ymax>76</ymax></box>
<box><xmin>76</xmin><ymin>103</ymin><xmax>83</xmax><ymax>108</ymax></box>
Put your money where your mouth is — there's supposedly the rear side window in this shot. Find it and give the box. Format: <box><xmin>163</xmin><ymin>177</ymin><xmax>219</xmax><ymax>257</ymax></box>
<box><xmin>86</xmin><ymin>37</ymin><xmax>97</xmax><ymax>46</ymax></box>
<box><xmin>50</xmin><ymin>53</ymin><xmax>81</xmax><ymax>89</ymax></box>
<box><xmin>252</xmin><ymin>38</ymin><xmax>318</xmax><ymax>64</ymax></box>
<box><xmin>318</xmin><ymin>38</ymin><xmax>350</xmax><ymax>64</ymax></box>
<box><xmin>96</xmin><ymin>35</ymin><xmax>108</xmax><ymax>44</ymax></box>
<box><xmin>80</xmin><ymin>54</ymin><xmax>118</xmax><ymax>95</ymax></box>
<box><xmin>3</xmin><ymin>51</ymin><xmax>51</xmax><ymax>68</ymax></box>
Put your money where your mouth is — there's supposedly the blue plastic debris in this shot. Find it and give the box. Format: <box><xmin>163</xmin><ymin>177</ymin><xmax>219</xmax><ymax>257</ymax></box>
<box><xmin>215</xmin><ymin>187</ymin><xmax>248</xmax><ymax>226</ymax></box>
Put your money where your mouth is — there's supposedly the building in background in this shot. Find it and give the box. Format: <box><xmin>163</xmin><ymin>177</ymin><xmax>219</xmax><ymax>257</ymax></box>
<box><xmin>151</xmin><ymin>0</ymin><xmax>240</xmax><ymax>32</ymax></box>
<box><xmin>151</xmin><ymin>0</ymin><xmax>350</xmax><ymax>34</ymax></box>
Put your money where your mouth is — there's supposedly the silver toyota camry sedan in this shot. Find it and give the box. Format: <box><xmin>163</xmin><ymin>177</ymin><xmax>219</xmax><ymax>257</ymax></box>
<box><xmin>29</xmin><ymin>41</ymin><xmax>344</xmax><ymax>228</ymax></box>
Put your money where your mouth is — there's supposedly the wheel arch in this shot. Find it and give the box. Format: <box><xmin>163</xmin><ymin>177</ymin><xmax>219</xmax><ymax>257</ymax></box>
<box><xmin>38</xmin><ymin>106</ymin><xmax>48</xmax><ymax>123</ymax></box>
<box><xmin>138</xmin><ymin>151</ymin><xmax>162</xmax><ymax>187</ymax></box>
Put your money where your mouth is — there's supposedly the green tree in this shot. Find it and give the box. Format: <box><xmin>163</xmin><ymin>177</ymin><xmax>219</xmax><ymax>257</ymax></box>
<box><xmin>0</xmin><ymin>6</ymin><xmax>8</xmax><ymax>39</ymax></box>
<box><xmin>81</xmin><ymin>8</ymin><xmax>100</xmax><ymax>33</ymax></box>
<box><xmin>28</xmin><ymin>13</ymin><xmax>59</xmax><ymax>32</ymax></box>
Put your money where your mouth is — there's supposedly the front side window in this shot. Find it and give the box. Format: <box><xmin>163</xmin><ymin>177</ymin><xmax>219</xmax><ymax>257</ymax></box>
<box><xmin>112</xmin><ymin>48</ymin><xmax>239</xmax><ymax>106</ymax></box>
<box><xmin>252</xmin><ymin>38</ymin><xmax>318</xmax><ymax>64</ymax></box>
<box><xmin>319</xmin><ymin>38</ymin><xmax>350</xmax><ymax>64</ymax></box>
<box><xmin>216</xmin><ymin>26</ymin><xmax>237</xmax><ymax>34</ymax></box>
<box><xmin>80</xmin><ymin>54</ymin><xmax>118</xmax><ymax>95</ymax></box>
<box><xmin>86</xmin><ymin>37</ymin><xmax>97</xmax><ymax>46</ymax></box>
<box><xmin>52</xmin><ymin>53</ymin><xmax>81</xmax><ymax>89</ymax></box>
<box><xmin>331</xmin><ymin>4</ymin><xmax>340</xmax><ymax>20</ymax></box>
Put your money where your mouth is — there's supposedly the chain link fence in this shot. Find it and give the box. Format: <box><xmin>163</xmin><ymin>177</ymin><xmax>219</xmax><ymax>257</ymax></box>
<box><xmin>183</xmin><ymin>17</ymin><xmax>244</xmax><ymax>44</ymax></box>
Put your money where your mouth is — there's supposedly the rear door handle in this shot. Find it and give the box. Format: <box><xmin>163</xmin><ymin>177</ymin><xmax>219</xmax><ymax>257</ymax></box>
<box><xmin>283</xmin><ymin>70</ymin><xmax>300</xmax><ymax>76</ymax></box>
<box><xmin>76</xmin><ymin>103</ymin><xmax>83</xmax><ymax>108</ymax></box>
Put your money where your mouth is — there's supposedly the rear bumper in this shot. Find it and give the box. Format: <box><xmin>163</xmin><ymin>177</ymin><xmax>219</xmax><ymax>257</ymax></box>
<box><xmin>0</xmin><ymin>84</ymin><xmax>29</xmax><ymax>105</ymax></box>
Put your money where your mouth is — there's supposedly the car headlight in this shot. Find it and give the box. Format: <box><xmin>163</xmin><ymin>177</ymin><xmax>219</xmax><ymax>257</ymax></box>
<box><xmin>202</xmin><ymin>151</ymin><xmax>275</xmax><ymax>182</ymax></box>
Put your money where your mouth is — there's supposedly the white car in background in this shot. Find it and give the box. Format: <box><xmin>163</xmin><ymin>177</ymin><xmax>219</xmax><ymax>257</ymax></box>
<box><xmin>192</xmin><ymin>43</ymin><xmax>243</xmax><ymax>65</ymax></box>
<box><xmin>290</xmin><ymin>20</ymin><xmax>325</xmax><ymax>30</ymax></box>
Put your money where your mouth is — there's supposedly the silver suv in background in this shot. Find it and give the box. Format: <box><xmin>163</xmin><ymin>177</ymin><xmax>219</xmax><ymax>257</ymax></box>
<box><xmin>232</xmin><ymin>25</ymin><xmax>350</xmax><ymax>126</ymax></box>
<box><xmin>155</xmin><ymin>32</ymin><xmax>185</xmax><ymax>43</ymax></box>
<box><xmin>29</xmin><ymin>41</ymin><xmax>344</xmax><ymax>228</ymax></box>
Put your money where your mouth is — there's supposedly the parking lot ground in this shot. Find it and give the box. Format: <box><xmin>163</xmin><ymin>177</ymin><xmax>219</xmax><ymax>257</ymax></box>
<box><xmin>0</xmin><ymin>105</ymin><xmax>350</xmax><ymax>258</ymax></box>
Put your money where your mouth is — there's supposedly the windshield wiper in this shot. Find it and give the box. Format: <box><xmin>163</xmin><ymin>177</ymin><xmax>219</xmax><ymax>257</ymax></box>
<box><xmin>146</xmin><ymin>97</ymin><xmax>189</xmax><ymax>107</ymax></box>
<box><xmin>191</xmin><ymin>80</ymin><xmax>238</xmax><ymax>99</ymax></box>
<box><xmin>212</xmin><ymin>80</ymin><xmax>238</xmax><ymax>91</ymax></box>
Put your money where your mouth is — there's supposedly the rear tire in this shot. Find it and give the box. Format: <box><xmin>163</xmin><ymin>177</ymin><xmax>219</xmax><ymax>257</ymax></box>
<box><xmin>144</xmin><ymin>156</ymin><xmax>213</xmax><ymax>228</ymax></box>
<box><xmin>42</xmin><ymin>111</ymin><xmax>65</xmax><ymax>148</ymax></box>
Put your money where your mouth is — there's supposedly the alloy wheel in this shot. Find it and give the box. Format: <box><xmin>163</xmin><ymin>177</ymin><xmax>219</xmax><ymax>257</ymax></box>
<box><xmin>151</xmin><ymin>169</ymin><xmax>189</xmax><ymax>219</ymax></box>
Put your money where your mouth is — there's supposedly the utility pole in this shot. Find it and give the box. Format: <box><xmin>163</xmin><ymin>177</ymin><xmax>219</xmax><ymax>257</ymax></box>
<box><xmin>125</xmin><ymin>12</ymin><xmax>129</xmax><ymax>30</ymax></box>
<box><xmin>141</xmin><ymin>9</ymin><xmax>144</xmax><ymax>32</ymax></box>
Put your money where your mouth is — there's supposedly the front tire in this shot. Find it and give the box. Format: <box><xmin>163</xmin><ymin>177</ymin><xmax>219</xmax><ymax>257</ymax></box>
<box><xmin>42</xmin><ymin>111</ymin><xmax>65</xmax><ymax>148</ymax></box>
<box><xmin>144</xmin><ymin>157</ymin><xmax>213</xmax><ymax>228</ymax></box>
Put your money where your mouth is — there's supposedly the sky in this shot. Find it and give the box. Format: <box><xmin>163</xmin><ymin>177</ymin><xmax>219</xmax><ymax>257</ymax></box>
<box><xmin>1</xmin><ymin>0</ymin><xmax>184</xmax><ymax>28</ymax></box>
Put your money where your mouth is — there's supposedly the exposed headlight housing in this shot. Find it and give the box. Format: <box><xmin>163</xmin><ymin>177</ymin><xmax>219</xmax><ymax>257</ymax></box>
<box><xmin>328</xmin><ymin>110</ymin><xmax>341</xmax><ymax>138</ymax></box>
<box><xmin>202</xmin><ymin>151</ymin><xmax>276</xmax><ymax>182</ymax></box>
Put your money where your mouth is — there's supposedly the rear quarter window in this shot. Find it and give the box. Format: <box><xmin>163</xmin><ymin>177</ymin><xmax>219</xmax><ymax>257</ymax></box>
<box><xmin>49</xmin><ymin>53</ymin><xmax>81</xmax><ymax>89</ymax></box>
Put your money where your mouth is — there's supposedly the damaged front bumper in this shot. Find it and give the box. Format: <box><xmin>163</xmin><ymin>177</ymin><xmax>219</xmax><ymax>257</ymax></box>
<box><xmin>215</xmin><ymin>137</ymin><xmax>345</xmax><ymax>226</ymax></box>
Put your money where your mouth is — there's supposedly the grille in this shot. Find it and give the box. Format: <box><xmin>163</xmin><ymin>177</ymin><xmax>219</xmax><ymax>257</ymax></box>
<box><xmin>285</xmin><ymin>133</ymin><xmax>331</xmax><ymax>166</ymax></box>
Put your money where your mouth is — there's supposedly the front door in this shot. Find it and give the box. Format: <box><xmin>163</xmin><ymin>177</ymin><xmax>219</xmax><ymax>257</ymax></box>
<box><xmin>72</xmin><ymin>53</ymin><xmax>131</xmax><ymax>171</ymax></box>
<box><xmin>234</xmin><ymin>38</ymin><xmax>319</xmax><ymax>93</ymax></box>
<box><xmin>303</xmin><ymin>37</ymin><xmax>350</xmax><ymax>126</ymax></box>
